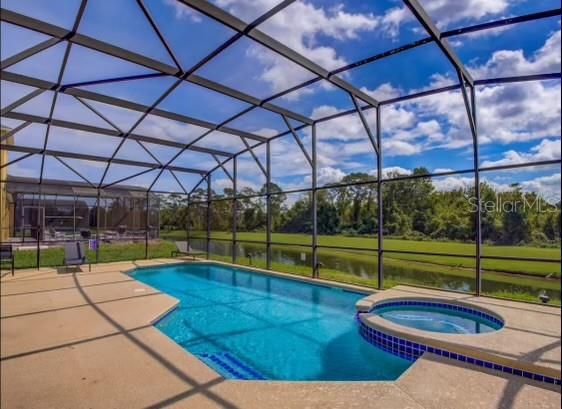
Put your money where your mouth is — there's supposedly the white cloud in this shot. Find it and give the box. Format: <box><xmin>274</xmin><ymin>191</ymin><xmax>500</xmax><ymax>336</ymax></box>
<box><xmin>310</xmin><ymin>105</ymin><xmax>343</xmax><ymax>120</ymax></box>
<box><xmin>194</xmin><ymin>131</ymin><xmax>247</xmax><ymax>152</ymax></box>
<box><xmin>212</xmin><ymin>177</ymin><xmax>232</xmax><ymax>192</ymax></box>
<box><xmin>269</xmin><ymin>135</ymin><xmax>312</xmax><ymax>179</ymax></box>
<box><xmin>164</xmin><ymin>0</ymin><xmax>202</xmax><ymax>22</ymax></box>
<box><xmin>234</xmin><ymin>176</ymin><xmax>261</xmax><ymax>191</ymax></box>
<box><xmin>481</xmin><ymin>138</ymin><xmax>562</xmax><ymax>167</ymax></box>
<box><xmin>383</xmin><ymin>139</ymin><xmax>421</xmax><ymax>156</ymax></box>
<box><xmin>417</xmin><ymin>0</ymin><xmax>509</xmax><ymax>29</ymax></box>
<box><xmin>476</xmin><ymin>81</ymin><xmax>561</xmax><ymax>145</ymax></box>
<box><xmin>305</xmin><ymin>166</ymin><xmax>347</xmax><ymax>186</ymax></box>
<box><xmin>227</xmin><ymin>0</ymin><xmax>379</xmax><ymax>95</ymax></box>
<box><xmin>361</xmin><ymin>83</ymin><xmax>402</xmax><ymax>101</ymax></box>
<box><xmin>380</xmin><ymin>6</ymin><xmax>413</xmax><ymax>37</ymax></box>
<box><xmin>213</xmin><ymin>0</ymin><xmax>274</xmax><ymax>20</ymax></box>
<box><xmin>252</xmin><ymin>127</ymin><xmax>279</xmax><ymax>138</ymax></box>
<box><xmin>314</xmin><ymin>109</ymin><xmax>366</xmax><ymax>141</ymax></box>
<box><xmin>432</xmin><ymin>176</ymin><xmax>474</xmax><ymax>191</ymax></box>
<box><xmin>376</xmin><ymin>0</ymin><xmax>511</xmax><ymax>38</ymax></box>
<box><xmin>482</xmin><ymin>171</ymin><xmax>562</xmax><ymax>203</ymax></box>
<box><xmin>426</xmin><ymin>73</ymin><xmax>456</xmax><ymax>89</ymax></box>
<box><xmin>469</xmin><ymin>30</ymin><xmax>561</xmax><ymax>79</ymax></box>
<box><xmin>381</xmin><ymin>166</ymin><xmax>412</xmax><ymax>177</ymax></box>
<box><xmin>135</xmin><ymin>114</ymin><xmax>208</xmax><ymax>144</ymax></box>
<box><xmin>520</xmin><ymin>173</ymin><xmax>561</xmax><ymax>203</ymax></box>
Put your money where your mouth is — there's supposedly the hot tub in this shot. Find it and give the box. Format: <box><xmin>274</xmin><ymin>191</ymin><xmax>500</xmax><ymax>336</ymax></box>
<box><xmin>371</xmin><ymin>300</ymin><xmax>504</xmax><ymax>334</ymax></box>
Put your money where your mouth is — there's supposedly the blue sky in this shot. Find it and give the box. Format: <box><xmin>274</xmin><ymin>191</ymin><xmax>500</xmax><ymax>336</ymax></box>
<box><xmin>0</xmin><ymin>0</ymin><xmax>560</xmax><ymax>200</ymax></box>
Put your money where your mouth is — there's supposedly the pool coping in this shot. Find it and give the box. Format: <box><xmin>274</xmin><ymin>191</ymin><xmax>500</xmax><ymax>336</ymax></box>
<box><xmin>126</xmin><ymin>258</ymin><xmax>377</xmax><ymax>296</ymax></box>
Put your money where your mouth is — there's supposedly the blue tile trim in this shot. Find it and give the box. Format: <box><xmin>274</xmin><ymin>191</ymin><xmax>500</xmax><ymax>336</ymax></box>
<box><xmin>356</xmin><ymin>314</ymin><xmax>561</xmax><ymax>387</ymax></box>
<box><xmin>197</xmin><ymin>352</ymin><xmax>267</xmax><ymax>381</ymax></box>
<box><xmin>370</xmin><ymin>300</ymin><xmax>504</xmax><ymax>328</ymax></box>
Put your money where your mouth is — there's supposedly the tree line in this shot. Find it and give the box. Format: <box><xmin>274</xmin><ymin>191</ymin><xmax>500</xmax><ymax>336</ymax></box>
<box><xmin>160</xmin><ymin>168</ymin><xmax>561</xmax><ymax>246</ymax></box>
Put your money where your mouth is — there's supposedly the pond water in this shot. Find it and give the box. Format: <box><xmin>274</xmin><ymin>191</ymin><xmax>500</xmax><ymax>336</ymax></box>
<box><xmin>187</xmin><ymin>239</ymin><xmax>560</xmax><ymax>303</ymax></box>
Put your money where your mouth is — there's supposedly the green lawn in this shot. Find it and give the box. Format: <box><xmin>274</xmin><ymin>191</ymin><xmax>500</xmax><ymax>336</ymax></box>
<box><xmin>10</xmin><ymin>241</ymin><xmax>176</xmax><ymax>269</ymax></box>
<box><xmin>162</xmin><ymin>230</ymin><xmax>561</xmax><ymax>277</ymax></box>
<box><xmin>8</xmin><ymin>233</ymin><xmax>560</xmax><ymax>306</ymax></box>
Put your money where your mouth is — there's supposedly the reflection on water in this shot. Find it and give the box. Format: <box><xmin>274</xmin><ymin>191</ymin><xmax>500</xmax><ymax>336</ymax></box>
<box><xmin>188</xmin><ymin>239</ymin><xmax>560</xmax><ymax>302</ymax></box>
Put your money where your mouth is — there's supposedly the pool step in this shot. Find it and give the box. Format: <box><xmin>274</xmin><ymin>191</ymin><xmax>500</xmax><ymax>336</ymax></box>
<box><xmin>196</xmin><ymin>352</ymin><xmax>266</xmax><ymax>380</ymax></box>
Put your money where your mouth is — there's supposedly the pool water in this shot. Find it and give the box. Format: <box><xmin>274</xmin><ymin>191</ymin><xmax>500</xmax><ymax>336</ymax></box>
<box><xmin>132</xmin><ymin>263</ymin><xmax>412</xmax><ymax>381</ymax></box>
<box><xmin>374</xmin><ymin>305</ymin><xmax>502</xmax><ymax>334</ymax></box>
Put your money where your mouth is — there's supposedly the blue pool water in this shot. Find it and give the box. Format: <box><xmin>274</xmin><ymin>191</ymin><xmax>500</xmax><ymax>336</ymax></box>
<box><xmin>132</xmin><ymin>263</ymin><xmax>412</xmax><ymax>381</ymax></box>
<box><xmin>374</xmin><ymin>305</ymin><xmax>502</xmax><ymax>334</ymax></box>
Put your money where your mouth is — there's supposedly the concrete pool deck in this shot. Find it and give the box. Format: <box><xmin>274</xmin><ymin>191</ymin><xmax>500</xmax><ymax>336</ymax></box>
<box><xmin>1</xmin><ymin>259</ymin><xmax>560</xmax><ymax>408</ymax></box>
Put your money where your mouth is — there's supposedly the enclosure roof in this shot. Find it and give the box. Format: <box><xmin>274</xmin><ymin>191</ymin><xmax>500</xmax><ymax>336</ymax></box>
<box><xmin>1</xmin><ymin>0</ymin><xmax>561</xmax><ymax>195</ymax></box>
<box><xmin>6</xmin><ymin>176</ymin><xmax>147</xmax><ymax>198</ymax></box>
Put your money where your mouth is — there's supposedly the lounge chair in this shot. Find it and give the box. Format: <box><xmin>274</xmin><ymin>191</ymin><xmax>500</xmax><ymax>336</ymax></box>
<box><xmin>64</xmin><ymin>241</ymin><xmax>90</xmax><ymax>272</ymax></box>
<box><xmin>0</xmin><ymin>244</ymin><xmax>15</xmax><ymax>276</ymax></box>
<box><xmin>171</xmin><ymin>241</ymin><xmax>205</xmax><ymax>260</ymax></box>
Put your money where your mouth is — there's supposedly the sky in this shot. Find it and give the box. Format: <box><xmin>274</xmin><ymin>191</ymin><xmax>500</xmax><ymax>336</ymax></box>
<box><xmin>0</xmin><ymin>0</ymin><xmax>560</xmax><ymax>202</ymax></box>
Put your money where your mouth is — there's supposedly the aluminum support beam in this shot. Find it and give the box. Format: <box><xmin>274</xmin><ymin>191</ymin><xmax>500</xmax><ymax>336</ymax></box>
<box><xmin>145</xmin><ymin>191</ymin><xmax>150</xmax><ymax>259</ymax></box>
<box><xmin>232</xmin><ymin>156</ymin><xmax>237</xmax><ymax>263</ymax></box>
<box><xmin>441</xmin><ymin>8</ymin><xmax>561</xmax><ymax>38</ymax></box>
<box><xmin>53</xmin><ymin>156</ymin><xmax>96</xmax><ymax>188</ymax></box>
<box><xmin>0</xmin><ymin>121</ymin><xmax>31</xmax><ymax>143</ymax></box>
<box><xmin>95</xmin><ymin>189</ymin><xmax>100</xmax><ymax>263</ymax></box>
<box><xmin>240</xmin><ymin>137</ymin><xmax>267</xmax><ymax>177</ymax></box>
<box><xmin>266</xmin><ymin>141</ymin><xmax>272</xmax><ymax>270</ymax></box>
<box><xmin>2</xmin><ymin>110</ymin><xmax>235</xmax><ymax>157</ymax></box>
<box><xmin>402</xmin><ymin>0</ymin><xmax>474</xmax><ymax>85</ymax></box>
<box><xmin>467</xmin><ymin>83</ymin><xmax>482</xmax><ymax>295</ymax></box>
<box><xmin>1</xmin><ymin>72</ymin><xmax>267</xmax><ymax>144</ymax></box>
<box><xmin>0</xmin><ymin>37</ymin><xmax>62</xmax><ymax>70</ymax></box>
<box><xmin>212</xmin><ymin>155</ymin><xmax>233</xmax><ymax>182</ymax></box>
<box><xmin>376</xmin><ymin>107</ymin><xmax>383</xmax><ymax>289</ymax></box>
<box><xmin>458</xmin><ymin>71</ymin><xmax>482</xmax><ymax>295</ymax></box>
<box><xmin>206</xmin><ymin>174</ymin><xmax>211</xmax><ymax>259</ymax></box>
<box><xmin>38</xmin><ymin>0</ymin><xmax>88</xmax><ymax>184</ymax></box>
<box><xmin>350</xmin><ymin>93</ymin><xmax>379</xmax><ymax>155</ymax></box>
<box><xmin>1</xmin><ymin>144</ymin><xmax>206</xmax><ymax>175</ymax></box>
<box><xmin>0</xmin><ymin>8</ymin><xmax>312</xmax><ymax>125</ymax></box>
<box><xmin>282</xmin><ymin>115</ymin><xmax>312</xmax><ymax>167</ymax></box>
<box><xmin>137</xmin><ymin>0</ymin><xmax>183</xmax><ymax>72</ymax></box>
<box><xmin>179</xmin><ymin>0</ymin><xmax>380</xmax><ymax>109</ymax></box>
<box><xmin>0</xmin><ymin>88</ymin><xmax>46</xmax><ymax>116</ymax></box>
<box><xmin>311</xmin><ymin>123</ymin><xmax>318</xmax><ymax>278</ymax></box>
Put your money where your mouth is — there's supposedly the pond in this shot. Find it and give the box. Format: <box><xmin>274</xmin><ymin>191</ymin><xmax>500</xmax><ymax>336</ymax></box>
<box><xmin>187</xmin><ymin>239</ymin><xmax>561</xmax><ymax>304</ymax></box>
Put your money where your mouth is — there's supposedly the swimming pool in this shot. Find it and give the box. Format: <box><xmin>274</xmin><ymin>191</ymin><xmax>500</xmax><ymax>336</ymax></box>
<box><xmin>372</xmin><ymin>301</ymin><xmax>503</xmax><ymax>334</ymax></box>
<box><xmin>132</xmin><ymin>263</ymin><xmax>412</xmax><ymax>381</ymax></box>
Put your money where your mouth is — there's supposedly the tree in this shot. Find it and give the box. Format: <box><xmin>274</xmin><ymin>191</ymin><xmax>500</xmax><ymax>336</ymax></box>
<box><xmin>317</xmin><ymin>190</ymin><xmax>339</xmax><ymax>234</ymax></box>
<box><xmin>279</xmin><ymin>194</ymin><xmax>312</xmax><ymax>233</ymax></box>
<box><xmin>500</xmin><ymin>185</ymin><xmax>530</xmax><ymax>245</ymax></box>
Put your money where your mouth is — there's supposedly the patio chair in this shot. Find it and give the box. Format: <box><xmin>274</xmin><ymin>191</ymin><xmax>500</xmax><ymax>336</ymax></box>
<box><xmin>0</xmin><ymin>244</ymin><xmax>15</xmax><ymax>276</ymax></box>
<box><xmin>64</xmin><ymin>241</ymin><xmax>90</xmax><ymax>272</ymax></box>
<box><xmin>171</xmin><ymin>241</ymin><xmax>205</xmax><ymax>260</ymax></box>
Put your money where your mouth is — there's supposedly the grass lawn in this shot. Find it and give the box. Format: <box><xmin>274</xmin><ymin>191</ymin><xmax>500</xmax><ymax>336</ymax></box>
<box><xmin>8</xmin><ymin>235</ymin><xmax>560</xmax><ymax>306</ymax></box>
<box><xmin>162</xmin><ymin>230</ymin><xmax>561</xmax><ymax>277</ymax></box>
<box><xmin>10</xmin><ymin>241</ymin><xmax>176</xmax><ymax>269</ymax></box>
